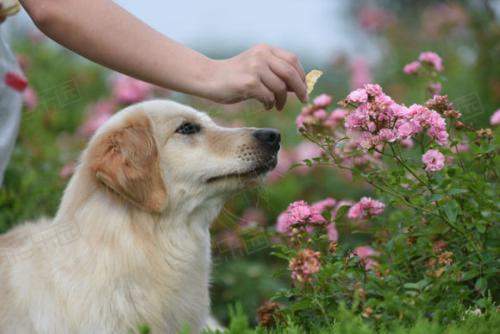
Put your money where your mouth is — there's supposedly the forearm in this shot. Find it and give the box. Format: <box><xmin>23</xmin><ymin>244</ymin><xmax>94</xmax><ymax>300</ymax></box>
<box><xmin>21</xmin><ymin>0</ymin><xmax>213</xmax><ymax>97</ymax></box>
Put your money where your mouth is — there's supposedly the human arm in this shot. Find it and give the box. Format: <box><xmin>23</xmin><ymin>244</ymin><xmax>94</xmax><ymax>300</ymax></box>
<box><xmin>20</xmin><ymin>0</ymin><xmax>307</xmax><ymax>110</ymax></box>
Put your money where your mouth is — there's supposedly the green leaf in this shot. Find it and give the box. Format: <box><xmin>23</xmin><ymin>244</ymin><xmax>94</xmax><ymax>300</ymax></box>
<box><xmin>449</xmin><ymin>188</ymin><xmax>468</xmax><ymax>195</ymax></box>
<box><xmin>290</xmin><ymin>298</ymin><xmax>313</xmax><ymax>312</ymax></box>
<box><xmin>429</xmin><ymin>194</ymin><xmax>443</xmax><ymax>202</ymax></box>
<box><xmin>475</xmin><ymin>277</ymin><xmax>487</xmax><ymax>293</ymax></box>
<box><xmin>443</xmin><ymin>200</ymin><xmax>460</xmax><ymax>223</ymax></box>
<box><xmin>335</xmin><ymin>205</ymin><xmax>350</xmax><ymax>220</ymax></box>
<box><xmin>404</xmin><ymin>279</ymin><xmax>429</xmax><ymax>291</ymax></box>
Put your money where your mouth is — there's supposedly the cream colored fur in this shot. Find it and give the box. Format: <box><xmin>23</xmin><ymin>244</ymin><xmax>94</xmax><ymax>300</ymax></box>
<box><xmin>0</xmin><ymin>100</ymin><xmax>277</xmax><ymax>334</ymax></box>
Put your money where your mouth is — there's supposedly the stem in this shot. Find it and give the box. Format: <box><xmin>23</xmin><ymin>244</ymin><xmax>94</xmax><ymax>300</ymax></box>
<box><xmin>389</xmin><ymin>144</ymin><xmax>430</xmax><ymax>189</ymax></box>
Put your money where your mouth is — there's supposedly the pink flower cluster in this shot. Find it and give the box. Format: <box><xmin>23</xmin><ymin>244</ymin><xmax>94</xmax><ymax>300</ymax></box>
<box><xmin>78</xmin><ymin>100</ymin><xmax>116</xmax><ymax>137</ymax></box>
<box><xmin>344</xmin><ymin>84</ymin><xmax>449</xmax><ymax>148</ymax></box>
<box><xmin>490</xmin><ymin>109</ymin><xmax>500</xmax><ymax>126</ymax></box>
<box><xmin>353</xmin><ymin>246</ymin><xmax>379</xmax><ymax>270</ymax></box>
<box><xmin>422</xmin><ymin>3</ymin><xmax>468</xmax><ymax>39</ymax></box>
<box><xmin>350</xmin><ymin>58</ymin><xmax>373</xmax><ymax>89</ymax></box>
<box><xmin>239</xmin><ymin>207</ymin><xmax>267</xmax><ymax>228</ymax></box>
<box><xmin>77</xmin><ymin>74</ymin><xmax>158</xmax><ymax>137</ymax></box>
<box><xmin>289</xmin><ymin>249</ymin><xmax>321</xmax><ymax>282</ymax></box>
<box><xmin>419</xmin><ymin>52</ymin><xmax>444</xmax><ymax>72</ymax></box>
<box><xmin>276</xmin><ymin>200</ymin><xmax>325</xmax><ymax>233</ymax></box>
<box><xmin>23</xmin><ymin>87</ymin><xmax>38</xmax><ymax>110</ymax></box>
<box><xmin>404</xmin><ymin>51</ymin><xmax>444</xmax><ymax>74</ymax></box>
<box><xmin>403</xmin><ymin>61</ymin><xmax>421</xmax><ymax>75</ymax></box>
<box><xmin>111</xmin><ymin>74</ymin><xmax>154</xmax><ymax>104</ymax></box>
<box><xmin>296</xmin><ymin>94</ymin><xmax>348</xmax><ymax>130</ymax></box>
<box><xmin>422</xmin><ymin>149</ymin><xmax>445</xmax><ymax>172</ymax></box>
<box><xmin>357</xmin><ymin>6</ymin><xmax>396</xmax><ymax>33</ymax></box>
<box><xmin>276</xmin><ymin>198</ymin><xmax>340</xmax><ymax>242</ymax></box>
<box><xmin>347</xmin><ymin>197</ymin><xmax>385</xmax><ymax>220</ymax></box>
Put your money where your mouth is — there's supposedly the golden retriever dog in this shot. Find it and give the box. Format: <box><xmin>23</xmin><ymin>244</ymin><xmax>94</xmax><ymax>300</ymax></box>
<box><xmin>0</xmin><ymin>100</ymin><xmax>280</xmax><ymax>333</ymax></box>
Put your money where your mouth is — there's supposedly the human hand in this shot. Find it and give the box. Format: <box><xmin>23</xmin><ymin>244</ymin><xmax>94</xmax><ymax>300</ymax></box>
<box><xmin>204</xmin><ymin>44</ymin><xmax>307</xmax><ymax>110</ymax></box>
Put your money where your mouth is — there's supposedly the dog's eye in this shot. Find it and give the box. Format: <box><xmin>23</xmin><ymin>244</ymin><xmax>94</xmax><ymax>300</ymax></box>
<box><xmin>175</xmin><ymin>122</ymin><xmax>201</xmax><ymax>135</ymax></box>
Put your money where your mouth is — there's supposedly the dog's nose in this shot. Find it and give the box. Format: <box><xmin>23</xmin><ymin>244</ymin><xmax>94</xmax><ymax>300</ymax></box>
<box><xmin>253</xmin><ymin>128</ymin><xmax>281</xmax><ymax>150</ymax></box>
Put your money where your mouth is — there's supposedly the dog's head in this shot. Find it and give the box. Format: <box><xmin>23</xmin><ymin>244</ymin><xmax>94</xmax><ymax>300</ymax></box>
<box><xmin>85</xmin><ymin>100</ymin><xmax>280</xmax><ymax>213</ymax></box>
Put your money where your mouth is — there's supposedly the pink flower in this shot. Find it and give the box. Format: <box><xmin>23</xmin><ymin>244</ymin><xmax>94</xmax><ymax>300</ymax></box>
<box><xmin>406</xmin><ymin>104</ymin><xmax>449</xmax><ymax>145</ymax></box>
<box><xmin>350</xmin><ymin>58</ymin><xmax>373</xmax><ymax>89</ymax></box>
<box><xmin>364</xmin><ymin>84</ymin><xmax>383</xmax><ymax>96</ymax></box>
<box><xmin>357</xmin><ymin>6</ymin><xmax>396</xmax><ymax>33</ymax></box>
<box><xmin>239</xmin><ymin>208</ymin><xmax>267</xmax><ymax>227</ymax></box>
<box><xmin>403</xmin><ymin>61</ymin><xmax>421</xmax><ymax>75</ymax></box>
<box><xmin>111</xmin><ymin>74</ymin><xmax>153</xmax><ymax>104</ymax></box>
<box><xmin>490</xmin><ymin>109</ymin><xmax>500</xmax><ymax>126</ymax></box>
<box><xmin>287</xmin><ymin>201</ymin><xmax>325</xmax><ymax>224</ymax></box>
<box><xmin>400</xmin><ymin>138</ymin><xmax>414</xmax><ymax>149</ymax></box>
<box><xmin>433</xmin><ymin>240</ymin><xmax>448</xmax><ymax>253</ymax></box>
<box><xmin>343</xmin><ymin>85</ymin><xmax>449</xmax><ymax>148</ymax></box>
<box><xmin>295</xmin><ymin>113</ymin><xmax>306</xmax><ymax>128</ymax></box>
<box><xmin>418</xmin><ymin>52</ymin><xmax>444</xmax><ymax>72</ymax></box>
<box><xmin>78</xmin><ymin>100</ymin><xmax>116</xmax><ymax>137</ymax></box>
<box><xmin>312</xmin><ymin>197</ymin><xmax>337</xmax><ymax>213</ymax></box>
<box><xmin>378</xmin><ymin>128</ymin><xmax>397</xmax><ymax>142</ymax></box>
<box><xmin>325</xmin><ymin>108</ymin><xmax>348</xmax><ymax>128</ymax></box>
<box><xmin>354</xmin><ymin>245</ymin><xmax>377</xmax><ymax>258</ymax></box>
<box><xmin>428</xmin><ymin>82</ymin><xmax>442</xmax><ymax>96</ymax></box>
<box><xmin>396</xmin><ymin>122</ymin><xmax>412</xmax><ymax>138</ymax></box>
<box><xmin>295</xmin><ymin>105</ymin><xmax>326</xmax><ymax>128</ymax></box>
<box><xmin>287</xmin><ymin>201</ymin><xmax>312</xmax><ymax>223</ymax></box>
<box><xmin>59</xmin><ymin>161</ymin><xmax>76</xmax><ymax>179</ymax></box>
<box><xmin>294</xmin><ymin>142</ymin><xmax>322</xmax><ymax>174</ymax></box>
<box><xmin>276</xmin><ymin>212</ymin><xmax>291</xmax><ymax>234</ymax></box>
<box><xmin>313</xmin><ymin>94</ymin><xmax>333</xmax><ymax>108</ymax></box>
<box><xmin>451</xmin><ymin>143</ymin><xmax>469</xmax><ymax>153</ymax></box>
<box><xmin>353</xmin><ymin>246</ymin><xmax>379</xmax><ymax>270</ymax></box>
<box><xmin>422</xmin><ymin>149</ymin><xmax>445</xmax><ymax>172</ymax></box>
<box><xmin>79</xmin><ymin>113</ymin><xmax>112</xmax><ymax>137</ymax></box>
<box><xmin>276</xmin><ymin>200</ymin><xmax>325</xmax><ymax>234</ymax></box>
<box><xmin>326</xmin><ymin>223</ymin><xmax>338</xmax><ymax>242</ymax></box>
<box><xmin>313</xmin><ymin>109</ymin><xmax>328</xmax><ymax>120</ymax></box>
<box><xmin>347</xmin><ymin>197</ymin><xmax>385</xmax><ymax>220</ymax></box>
<box><xmin>346</xmin><ymin>88</ymin><xmax>368</xmax><ymax>104</ymax></box>
<box><xmin>23</xmin><ymin>87</ymin><xmax>38</xmax><ymax>110</ymax></box>
<box><xmin>422</xmin><ymin>3</ymin><xmax>468</xmax><ymax>39</ymax></box>
<box><xmin>295</xmin><ymin>142</ymin><xmax>322</xmax><ymax>161</ymax></box>
<box><xmin>217</xmin><ymin>230</ymin><xmax>243</xmax><ymax>251</ymax></box>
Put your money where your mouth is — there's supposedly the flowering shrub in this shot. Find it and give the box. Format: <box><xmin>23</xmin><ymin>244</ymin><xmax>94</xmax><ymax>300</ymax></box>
<box><xmin>264</xmin><ymin>52</ymin><xmax>499</xmax><ymax>331</ymax></box>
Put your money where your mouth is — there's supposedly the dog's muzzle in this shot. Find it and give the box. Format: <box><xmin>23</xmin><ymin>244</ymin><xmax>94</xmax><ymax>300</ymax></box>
<box><xmin>206</xmin><ymin>128</ymin><xmax>280</xmax><ymax>183</ymax></box>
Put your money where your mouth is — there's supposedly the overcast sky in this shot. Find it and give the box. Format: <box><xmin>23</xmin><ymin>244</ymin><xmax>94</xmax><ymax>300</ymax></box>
<box><xmin>10</xmin><ymin>0</ymin><xmax>376</xmax><ymax>65</ymax></box>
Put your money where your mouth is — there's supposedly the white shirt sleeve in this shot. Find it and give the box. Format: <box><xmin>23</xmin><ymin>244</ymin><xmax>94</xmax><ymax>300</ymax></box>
<box><xmin>0</xmin><ymin>26</ymin><xmax>22</xmax><ymax>186</ymax></box>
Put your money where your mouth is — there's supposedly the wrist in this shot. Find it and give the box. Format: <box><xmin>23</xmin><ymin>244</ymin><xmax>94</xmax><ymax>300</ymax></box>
<box><xmin>188</xmin><ymin>56</ymin><xmax>219</xmax><ymax>100</ymax></box>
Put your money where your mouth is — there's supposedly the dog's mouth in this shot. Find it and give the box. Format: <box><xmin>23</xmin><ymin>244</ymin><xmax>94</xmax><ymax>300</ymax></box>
<box><xmin>206</xmin><ymin>156</ymin><xmax>278</xmax><ymax>183</ymax></box>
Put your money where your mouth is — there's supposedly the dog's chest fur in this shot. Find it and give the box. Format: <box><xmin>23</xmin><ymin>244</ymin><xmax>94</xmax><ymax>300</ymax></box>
<box><xmin>1</xmin><ymin>189</ymin><xmax>218</xmax><ymax>334</ymax></box>
<box><xmin>67</xmin><ymin>224</ymin><xmax>212</xmax><ymax>333</ymax></box>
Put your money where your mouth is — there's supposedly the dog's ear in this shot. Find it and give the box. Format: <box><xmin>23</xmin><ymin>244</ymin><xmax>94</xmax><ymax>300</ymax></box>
<box><xmin>89</xmin><ymin>112</ymin><xmax>167</xmax><ymax>213</ymax></box>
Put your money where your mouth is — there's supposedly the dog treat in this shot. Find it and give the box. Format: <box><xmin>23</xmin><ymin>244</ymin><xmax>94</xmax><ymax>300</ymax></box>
<box><xmin>306</xmin><ymin>69</ymin><xmax>323</xmax><ymax>95</ymax></box>
<box><xmin>0</xmin><ymin>0</ymin><xmax>21</xmax><ymax>17</ymax></box>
